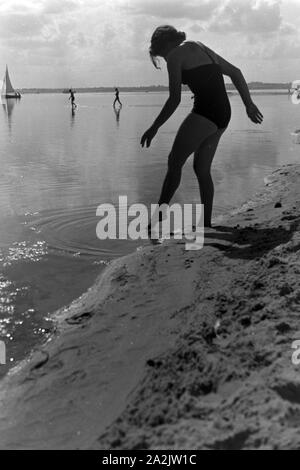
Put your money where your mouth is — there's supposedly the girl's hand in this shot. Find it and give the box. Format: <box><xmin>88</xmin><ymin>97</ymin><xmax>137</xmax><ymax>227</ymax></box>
<box><xmin>246</xmin><ymin>102</ymin><xmax>263</xmax><ymax>124</ymax></box>
<box><xmin>141</xmin><ymin>126</ymin><xmax>158</xmax><ymax>148</ymax></box>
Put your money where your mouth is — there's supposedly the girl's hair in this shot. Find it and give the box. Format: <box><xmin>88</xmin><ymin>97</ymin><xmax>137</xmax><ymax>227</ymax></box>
<box><xmin>149</xmin><ymin>25</ymin><xmax>186</xmax><ymax>69</ymax></box>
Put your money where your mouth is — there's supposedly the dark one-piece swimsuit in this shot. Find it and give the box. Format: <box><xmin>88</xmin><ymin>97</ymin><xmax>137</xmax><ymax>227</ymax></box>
<box><xmin>181</xmin><ymin>45</ymin><xmax>231</xmax><ymax>130</ymax></box>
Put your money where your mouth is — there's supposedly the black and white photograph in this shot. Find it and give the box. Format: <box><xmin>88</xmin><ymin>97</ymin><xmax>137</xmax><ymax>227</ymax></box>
<box><xmin>0</xmin><ymin>0</ymin><xmax>300</xmax><ymax>452</ymax></box>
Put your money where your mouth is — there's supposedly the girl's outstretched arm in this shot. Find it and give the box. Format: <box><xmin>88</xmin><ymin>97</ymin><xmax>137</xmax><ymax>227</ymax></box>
<box><xmin>203</xmin><ymin>44</ymin><xmax>263</xmax><ymax>124</ymax></box>
<box><xmin>141</xmin><ymin>53</ymin><xmax>182</xmax><ymax>148</ymax></box>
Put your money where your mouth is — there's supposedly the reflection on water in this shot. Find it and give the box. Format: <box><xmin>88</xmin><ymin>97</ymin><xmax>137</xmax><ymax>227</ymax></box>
<box><xmin>113</xmin><ymin>105</ymin><xmax>122</xmax><ymax>126</ymax></box>
<box><xmin>70</xmin><ymin>106</ymin><xmax>76</xmax><ymax>127</ymax></box>
<box><xmin>1</xmin><ymin>98</ymin><xmax>18</xmax><ymax>135</ymax></box>
<box><xmin>0</xmin><ymin>92</ymin><xmax>299</xmax><ymax>374</ymax></box>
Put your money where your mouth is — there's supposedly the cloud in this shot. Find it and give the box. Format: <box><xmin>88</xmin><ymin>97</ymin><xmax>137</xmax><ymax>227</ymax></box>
<box><xmin>121</xmin><ymin>0</ymin><xmax>220</xmax><ymax>21</ymax></box>
<box><xmin>0</xmin><ymin>11</ymin><xmax>50</xmax><ymax>38</ymax></box>
<box><xmin>264</xmin><ymin>37</ymin><xmax>300</xmax><ymax>59</ymax></box>
<box><xmin>42</xmin><ymin>0</ymin><xmax>80</xmax><ymax>15</ymax></box>
<box><xmin>279</xmin><ymin>21</ymin><xmax>298</xmax><ymax>35</ymax></box>
<box><xmin>208</xmin><ymin>0</ymin><xmax>282</xmax><ymax>34</ymax></box>
<box><xmin>0</xmin><ymin>0</ymin><xmax>91</xmax><ymax>67</ymax></box>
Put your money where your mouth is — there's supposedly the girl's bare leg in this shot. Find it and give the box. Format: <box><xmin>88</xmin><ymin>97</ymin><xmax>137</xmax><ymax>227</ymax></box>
<box><xmin>158</xmin><ymin>113</ymin><xmax>218</xmax><ymax>205</ymax></box>
<box><xmin>193</xmin><ymin>128</ymin><xmax>226</xmax><ymax>227</ymax></box>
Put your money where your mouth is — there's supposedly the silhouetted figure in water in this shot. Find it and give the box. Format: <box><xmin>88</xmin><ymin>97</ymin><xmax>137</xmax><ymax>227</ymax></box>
<box><xmin>141</xmin><ymin>25</ymin><xmax>263</xmax><ymax>230</ymax></box>
<box><xmin>69</xmin><ymin>89</ymin><xmax>77</xmax><ymax>109</ymax></box>
<box><xmin>113</xmin><ymin>87</ymin><xmax>122</xmax><ymax>107</ymax></box>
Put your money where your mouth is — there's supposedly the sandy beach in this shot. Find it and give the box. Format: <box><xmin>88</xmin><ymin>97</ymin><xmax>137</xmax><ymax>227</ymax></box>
<box><xmin>0</xmin><ymin>163</ymin><xmax>299</xmax><ymax>450</ymax></box>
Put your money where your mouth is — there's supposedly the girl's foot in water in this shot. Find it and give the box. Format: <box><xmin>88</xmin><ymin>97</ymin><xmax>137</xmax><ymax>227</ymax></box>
<box><xmin>147</xmin><ymin>207</ymin><xmax>166</xmax><ymax>236</ymax></box>
<box><xmin>147</xmin><ymin>223</ymin><xmax>164</xmax><ymax>244</ymax></box>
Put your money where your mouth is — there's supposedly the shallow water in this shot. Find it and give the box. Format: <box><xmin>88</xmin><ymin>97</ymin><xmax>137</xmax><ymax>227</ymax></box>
<box><xmin>0</xmin><ymin>92</ymin><xmax>299</xmax><ymax>375</ymax></box>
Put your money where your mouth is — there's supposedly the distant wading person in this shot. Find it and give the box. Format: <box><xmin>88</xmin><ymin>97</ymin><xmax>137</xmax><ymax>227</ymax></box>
<box><xmin>141</xmin><ymin>26</ymin><xmax>263</xmax><ymax>229</ymax></box>
<box><xmin>69</xmin><ymin>89</ymin><xmax>77</xmax><ymax>109</ymax></box>
<box><xmin>113</xmin><ymin>87</ymin><xmax>122</xmax><ymax>107</ymax></box>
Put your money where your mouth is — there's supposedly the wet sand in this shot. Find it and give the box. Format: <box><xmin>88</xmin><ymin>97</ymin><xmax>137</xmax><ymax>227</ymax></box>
<box><xmin>0</xmin><ymin>164</ymin><xmax>300</xmax><ymax>449</ymax></box>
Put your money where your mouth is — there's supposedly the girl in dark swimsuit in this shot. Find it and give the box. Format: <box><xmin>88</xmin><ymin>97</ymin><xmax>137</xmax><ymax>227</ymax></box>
<box><xmin>141</xmin><ymin>25</ymin><xmax>263</xmax><ymax>228</ymax></box>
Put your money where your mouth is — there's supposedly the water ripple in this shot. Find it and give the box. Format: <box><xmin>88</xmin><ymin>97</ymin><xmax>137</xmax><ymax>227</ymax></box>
<box><xmin>27</xmin><ymin>204</ymin><xmax>141</xmax><ymax>260</ymax></box>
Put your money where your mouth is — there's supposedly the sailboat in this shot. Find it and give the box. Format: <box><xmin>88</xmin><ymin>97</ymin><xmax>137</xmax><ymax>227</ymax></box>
<box><xmin>1</xmin><ymin>66</ymin><xmax>21</xmax><ymax>98</ymax></box>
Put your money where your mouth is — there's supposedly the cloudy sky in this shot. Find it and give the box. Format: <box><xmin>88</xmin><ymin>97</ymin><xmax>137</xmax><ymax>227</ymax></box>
<box><xmin>0</xmin><ymin>0</ymin><xmax>299</xmax><ymax>88</ymax></box>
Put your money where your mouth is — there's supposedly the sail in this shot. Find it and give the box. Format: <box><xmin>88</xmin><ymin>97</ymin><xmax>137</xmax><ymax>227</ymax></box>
<box><xmin>1</xmin><ymin>66</ymin><xmax>16</xmax><ymax>96</ymax></box>
<box><xmin>1</xmin><ymin>75</ymin><xmax>5</xmax><ymax>96</ymax></box>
